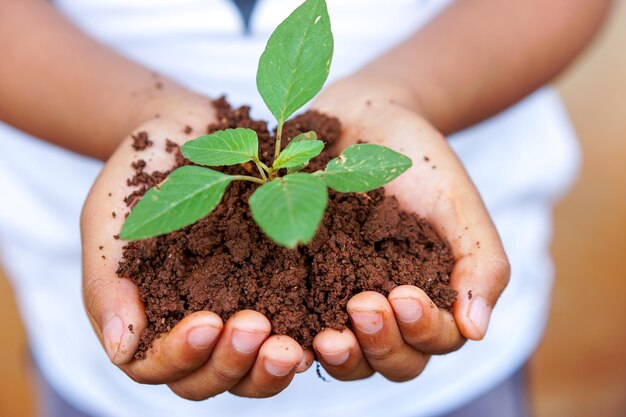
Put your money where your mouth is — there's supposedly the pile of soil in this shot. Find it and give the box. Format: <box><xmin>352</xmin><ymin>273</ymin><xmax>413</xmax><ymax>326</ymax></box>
<box><xmin>117</xmin><ymin>98</ymin><xmax>456</xmax><ymax>359</ymax></box>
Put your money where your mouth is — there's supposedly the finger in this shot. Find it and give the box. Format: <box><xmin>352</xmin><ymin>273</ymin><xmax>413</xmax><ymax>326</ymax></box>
<box><xmin>229</xmin><ymin>335</ymin><xmax>303</xmax><ymax>398</ymax></box>
<box><xmin>313</xmin><ymin>328</ymin><xmax>374</xmax><ymax>381</ymax></box>
<box><xmin>347</xmin><ymin>292</ymin><xmax>430</xmax><ymax>382</ymax></box>
<box><xmin>295</xmin><ymin>349</ymin><xmax>315</xmax><ymax>373</ymax></box>
<box><xmin>119</xmin><ymin>311</ymin><xmax>222</xmax><ymax>384</ymax></box>
<box><xmin>167</xmin><ymin>310</ymin><xmax>271</xmax><ymax>401</ymax></box>
<box><xmin>388</xmin><ymin>285</ymin><xmax>465</xmax><ymax>354</ymax></box>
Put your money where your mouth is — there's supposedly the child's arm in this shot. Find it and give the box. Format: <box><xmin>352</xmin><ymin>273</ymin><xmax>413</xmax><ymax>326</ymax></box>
<box><xmin>308</xmin><ymin>0</ymin><xmax>612</xmax><ymax>381</ymax></box>
<box><xmin>2</xmin><ymin>0</ymin><xmax>305</xmax><ymax>399</ymax></box>
<box><xmin>359</xmin><ymin>0</ymin><xmax>613</xmax><ymax>135</ymax></box>
<box><xmin>0</xmin><ymin>0</ymin><xmax>212</xmax><ymax>159</ymax></box>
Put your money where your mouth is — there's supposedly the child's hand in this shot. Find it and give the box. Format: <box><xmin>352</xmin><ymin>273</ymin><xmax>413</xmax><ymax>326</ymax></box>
<box><xmin>81</xmin><ymin>105</ymin><xmax>313</xmax><ymax>400</ymax></box>
<box><xmin>309</xmin><ymin>75</ymin><xmax>510</xmax><ymax>381</ymax></box>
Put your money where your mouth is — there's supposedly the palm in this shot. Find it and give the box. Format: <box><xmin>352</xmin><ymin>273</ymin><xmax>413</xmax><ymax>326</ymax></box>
<box><xmin>329</xmin><ymin>100</ymin><xmax>508</xmax><ymax>317</ymax></box>
<box><xmin>303</xmin><ymin>89</ymin><xmax>510</xmax><ymax>382</ymax></box>
<box><xmin>82</xmin><ymin>117</ymin><xmax>207</xmax><ymax>361</ymax></box>
<box><xmin>332</xmin><ymin>103</ymin><xmax>470</xmax><ymax>229</ymax></box>
<box><xmin>82</xmin><ymin>115</ymin><xmax>312</xmax><ymax>399</ymax></box>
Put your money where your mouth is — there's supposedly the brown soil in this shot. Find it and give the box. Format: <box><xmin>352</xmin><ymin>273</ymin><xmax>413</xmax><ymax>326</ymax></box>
<box><xmin>117</xmin><ymin>98</ymin><xmax>456</xmax><ymax>359</ymax></box>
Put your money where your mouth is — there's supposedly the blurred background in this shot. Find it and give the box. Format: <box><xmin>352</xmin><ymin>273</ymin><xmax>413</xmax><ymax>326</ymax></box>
<box><xmin>1</xmin><ymin>2</ymin><xmax>625</xmax><ymax>417</ymax></box>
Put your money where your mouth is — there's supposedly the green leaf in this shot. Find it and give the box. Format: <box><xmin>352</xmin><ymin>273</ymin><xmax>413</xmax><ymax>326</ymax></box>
<box><xmin>286</xmin><ymin>164</ymin><xmax>307</xmax><ymax>174</ymax></box>
<box><xmin>120</xmin><ymin>166</ymin><xmax>233</xmax><ymax>240</ymax></box>
<box><xmin>291</xmin><ymin>131</ymin><xmax>318</xmax><ymax>142</ymax></box>
<box><xmin>321</xmin><ymin>144</ymin><xmax>412</xmax><ymax>192</ymax></box>
<box><xmin>273</xmin><ymin>137</ymin><xmax>324</xmax><ymax>170</ymax></box>
<box><xmin>249</xmin><ymin>173</ymin><xmax>327</xmax><ymax>248</ymax></box>
<box><xmin>256</xmin><ymin>0</ymin><xmax>333</xmax><ymax>123</ymax></box>
<box><xmin>181</xmin><ymin>128</ymin><xmax>258</xmax><ymax>166</ymax></box>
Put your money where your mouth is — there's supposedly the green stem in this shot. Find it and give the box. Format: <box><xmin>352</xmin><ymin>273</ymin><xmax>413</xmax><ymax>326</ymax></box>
<box><xmin>255</xmin><ymin>158</ymin><xmax>272</xmax><ymax>174</ymax></box>
<box><xmin>274</xmin><ymin>119</ymin><xmax>284</xmax><ymax>161</ymax></box>
<box><xmin>231</xmin><ymin>175</ymin><xmax>266</xmax><ymax>185</ymax></box>
<box><xmin>253</xmin><ymin>160</ymin><xmax>268</xmax><ymax>181</ymax></box>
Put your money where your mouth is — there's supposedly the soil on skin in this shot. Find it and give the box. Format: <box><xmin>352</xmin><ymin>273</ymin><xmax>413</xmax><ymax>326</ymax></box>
<box><xmin>117</xmin><ymin>97</ymin><xmax>456</xmax><ymax>359</ymax></box>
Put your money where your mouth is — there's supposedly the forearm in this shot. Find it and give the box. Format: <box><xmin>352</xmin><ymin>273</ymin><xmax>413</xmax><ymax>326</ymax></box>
<box><xmin>360</xmin><ymin>0</ymin><xmax>612</xmax><ymax>135</ymax></box>
<box><xmin>0</xmin><ymin>0</ymin><xmax>208</xmax><ymax>160</ymax></box>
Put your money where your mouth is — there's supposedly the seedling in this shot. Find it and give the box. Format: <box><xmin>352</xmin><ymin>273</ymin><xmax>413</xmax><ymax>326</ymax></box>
<box><xmin>120</xmin><ymin>0</ymin><xmax>412</xmax><ymax>248</ymax></box>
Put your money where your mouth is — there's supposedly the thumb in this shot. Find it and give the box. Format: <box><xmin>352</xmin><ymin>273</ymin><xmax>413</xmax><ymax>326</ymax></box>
<box><xmin>450</xmin><ymin>244</ymin><xmax>510</xmax><ymax>340</ymax></box>
<box><xmin>82</xmin><ymin>270</ymin><xmax>146</xmax><ymax>365</ymax></box>
<box><xmin>432</xmin><ymin>181</ymin><xmax>510</xmax><ymax>341</ymax></box>
<box><xmin>81</xmin><ymin>139</ymin><xmax>150</xmax><ymax>365</ymax></box>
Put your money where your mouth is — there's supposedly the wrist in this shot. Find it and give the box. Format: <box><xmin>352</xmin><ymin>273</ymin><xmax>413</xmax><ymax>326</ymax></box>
<box><xmin>313</xmin><ymin>71</ymin><xmax>426</xmax><ymax>124</ymax></box>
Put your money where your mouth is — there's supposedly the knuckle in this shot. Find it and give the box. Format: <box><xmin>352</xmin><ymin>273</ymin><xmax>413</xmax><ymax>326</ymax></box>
<box><xmin>229</xmin><ymin>381</ymin><xmax>287</xmax><ymax>399</ymax></box>
<box><xmin>83</xmin><ymin>278</ymin><xmax>106</xmax><ymax>315</ymax></box>
<box><xmin>322</xmin><ymin>363</ymin><xmax>356</xmax><ymax>379</ymax></box>
<box><xmin>208</xmin><ymin>365</ymin><xmax>242</xmax><ymax>388</ymax></box>
<box><xmin>251</xmin><ymin>383</ymin><xmax>288</xmax><ymax>399</ymax></box>
<box><xmin>161</xmin><ymin>348</ymin><xmax>196</xmax><ymax>375</ymax></box>
<box><xmin>406</xmin><ymin>331</ymin><xmax>436</xmax><ymax>349</ymax></box>
<box><xmin>437</xmin><ymin>336</ymin><xmax>466</xmax><ymax>354</ymax></box>
<box><xmin>381</xmin><ymin>356</ymin><xmax>429</xmax><ymax>382</ymax></box>
<box><xmin>477</xmin><ymin>253</ymin><xmax>511</xmax><ymax>302</ymax></box>
<box><xmin>331</xmin><ymin>367</ymin><xmax>374</xmax><ymax>381</ymax></box>
<box><xmin>168</xmin><ymin>381</ymin><xmax>217</xmax><ymax>401</ymax></box>
<box><xmin>427</xmin><ymin>337</ymin><xmax>466</xmax><ymax>355</ymax></box>
<box><xmin>490</xmin><ymin>256</ymin><xmax>511</xmax><ymax>291</ymax></box>
<box><xmin>361</xmin><ymin>342</ymin><xmax>397</xmax><ymax>362</ymax></box>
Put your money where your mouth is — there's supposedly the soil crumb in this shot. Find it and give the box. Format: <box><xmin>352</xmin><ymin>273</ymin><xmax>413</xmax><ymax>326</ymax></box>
<box><xmin>117</xmin><ymin>97</ymin><xmax>456</xmax><ymax>359</ymax></box>
<box><xmin>131</xmin><ymin>131</ymin><xmax>153</xmax><ymax>151</ymax></box>
<box><xmin>165</xmin><ymin>139</ymin><xmax>179</xmax><ymax>154</ymax></box>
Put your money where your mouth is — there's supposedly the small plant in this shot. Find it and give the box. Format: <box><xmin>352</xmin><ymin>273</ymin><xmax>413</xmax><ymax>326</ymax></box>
<box><xmin>120</xmin><ymin>0</ymin><xmax>412</xmax><ymax>248</ymax></box>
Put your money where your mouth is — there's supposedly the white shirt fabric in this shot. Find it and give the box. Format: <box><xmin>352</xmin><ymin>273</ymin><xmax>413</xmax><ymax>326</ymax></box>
<box><xmin>0</xmin><ymin>1</ymin><xmax>580</xmax><ymax>416</ymax></box>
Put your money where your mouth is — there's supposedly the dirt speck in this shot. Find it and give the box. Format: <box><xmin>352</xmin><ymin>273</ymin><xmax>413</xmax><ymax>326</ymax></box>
<box><xmin>165</xmin><ymin>139</ymin><xmax>179</xmax><ymax>154</ymax></box>
<box><xmin>131</xmin><ymin>131</ymin><xmax>153</xmax><ymax>151</ymax></box>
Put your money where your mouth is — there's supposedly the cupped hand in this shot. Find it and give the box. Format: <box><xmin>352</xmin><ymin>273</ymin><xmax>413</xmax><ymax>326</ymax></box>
<box><xmin>81</xmin><ymin>99</ymin><xmax>313</xmax><ymax>400</ymax></box>
<box><xmin>310</xmin><ymin>74</ymin><xmax>511</xmax><ymax>381</ymax></box>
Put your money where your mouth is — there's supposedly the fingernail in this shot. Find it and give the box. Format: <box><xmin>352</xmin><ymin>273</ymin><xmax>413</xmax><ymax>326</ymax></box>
<box><xmin>468</xmin><ymin>296</ymin><xmax>492</xmax><ymax>339</ymax></box>
<box><xmin>232</xmin><ymin>329</ymin><xmax>267</xmax><ymax>353</ymax></box>
<box><xmin>390</xmin><ymin>297</ymin><xmax>423</xmax><ymax>323</ymax></box>
<box><xmin>187</xmin><ymin>325</ymin><xmax>221</xmax><ymax>349</ymax></box>
<box><xmin>351</xmin><ymin>310</ymin><xmax>383</xmax><ymax>334</ymax></box>
<box><xmin>319</xmin><ymin>349</ymin><xmax>350</xmax><ymax>366</ymax></box>
<box><xmin>296</xmin><ymin>355</ymin><xmax>311</xmax><ymax>372</ymax></box>
<box><xmin>102</xmin><ymin>315</ymin><xmax>125</xmax><ymax>362</ymax></box>
<box><xmin>264</xmin><ymin>359</ymin><xmax>295</xmax><ymax>377</ymax></box>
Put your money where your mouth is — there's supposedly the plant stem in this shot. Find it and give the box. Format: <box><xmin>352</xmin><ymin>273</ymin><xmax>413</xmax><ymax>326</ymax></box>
<box><xmin>253</xmin><ymin>160</ymin><xmax>268</xmax><ymax>181</ymax></box>
<box><xmin>231</xmin><ymin>175</ymin><xmax>266</xmax><ymax>185</ymax></box>
<box><xmin>274</xmin><ymin>119</ymin><xmax>284</xmax><ymax>161</ymax></box>
<box><xmin>255</xmin><ymin>158</ymin><xmax>272</xmax><ymax>174</ymax></box>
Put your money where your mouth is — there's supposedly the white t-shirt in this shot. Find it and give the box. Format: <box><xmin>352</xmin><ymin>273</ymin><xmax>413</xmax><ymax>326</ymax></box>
<box><xmin>0</xmin><ymin>1</ymin><xmax>580</xmax><ymax>416</ymax></box>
